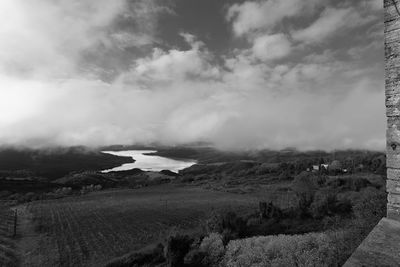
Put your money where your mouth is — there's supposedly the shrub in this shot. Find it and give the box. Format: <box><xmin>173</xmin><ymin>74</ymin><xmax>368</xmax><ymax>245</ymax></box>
<box><xmin>352</xmin><ymin>187</ymin><xmax>386</xmax><ymax>227</ymax></box>
<box><xmin>165</xmin><ymin>234</ymin><xmax>194</xmax><ymax>267</ymax></box>
<box><xmin>184</xmin><ymin>249</ymin><xmax>208</xmax><ymax>267</ymax></box>
<box><xmin>262</xmin><ymin>202</ymin><xmax>283</xmax><ymax>219</ymax></box>
<box><xmin>292</xmin><ymin>172</ymin><xmax>317</xmax><ymax>216</ymax></box>
<box><xmin>326</xmin><ymin>177</ymin><xmax>371</xmax><ymax>191</ymax></box>
<box><xmin>199</xmin><ymin>233</ymin><xmax>225</xmax><ymax>266</ymax></box>
<box><xmin>181</xmin><ymin>175</ymin><xmax>195</xmax><ymax>183</ymax></box>
<box><xmin>246</xmin><ymin>217</ymin><xmax>260</xmax><ymax>227</ymax></box>
<box><xmin>54</xmin><ymin>187</ymin><xmax>73</xmax><ymax>196</ymax></box>
<box><xmin>223</xmin><ymin>233</ymin><xmax>335</xmax><ymax>267</ymax></box>
<box><xmin>332</xmin><ymin>199</ymin><xmax>352</xmax><ymax>216</ymax></box>
<box><xmin>206</xmin><ymin>210</ymin><xmax>224</xmax><ymax>233</ymax></box>
<box><xmin>309</xmin><ymin>189</ymin><xmax>337</xmax><ymax>219</ymax></box>
<box><xmin>347</xmin><ymin>177</ymin><xmax>371</xmax><ymax>191</ymax></box>
<box><xmin>94</xmin><ymin>184</ymin><xmax>102</xmax><ymax>191</ymax></box>
<box><xmin>278</xmin><ymin>170</ymin><xmax>292</xmax><ymax>180</ymax></box>
<box><xmin>205</xmin><ymin>211</ymin><xmax>247</xmax><ymax>243</ymax></box>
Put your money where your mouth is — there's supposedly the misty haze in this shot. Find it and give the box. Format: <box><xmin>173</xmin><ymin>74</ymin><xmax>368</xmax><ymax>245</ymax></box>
<box><xmin>0</xmin><ymin>0</ymin><xmax>393</xmax><ymax>266</ymax></box>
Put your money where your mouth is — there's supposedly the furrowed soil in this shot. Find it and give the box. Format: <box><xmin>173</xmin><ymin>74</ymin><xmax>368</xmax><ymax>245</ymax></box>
<box><xmin>0</xmin><ymin>206</ymin><xmax>18</xmax><ymax>267</ymax></box>
<box><xmin>17</xmin><ymin>184</ymin><xmax>259</xmax><ymax>267</ymax></box>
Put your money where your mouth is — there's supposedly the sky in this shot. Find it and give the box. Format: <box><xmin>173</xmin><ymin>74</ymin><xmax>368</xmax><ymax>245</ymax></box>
<box><xmin>0</xmin><ymin>0</ymin><xmax>384</xmax><ymax>150</ymax></box>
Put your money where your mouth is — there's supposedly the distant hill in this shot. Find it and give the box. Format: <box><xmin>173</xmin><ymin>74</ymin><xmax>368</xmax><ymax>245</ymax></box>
<box><xmin>148</xmin><ymin>146</ymin><xmax>385</xmax><ymax>168</ymax></box>
<box><xmin>0</xmin><ymin>145</ymin><xmax>386</xmax><ymax>182</ymax></box>
<box><xmin>55</xmin><ymin>171</ymin><xmax>119</xmax><ymax>187</ymax></box>
<box><xmin>0</xmin><ymin>146</ymin><xmax>134</xmax><ymax>180</ymax></box>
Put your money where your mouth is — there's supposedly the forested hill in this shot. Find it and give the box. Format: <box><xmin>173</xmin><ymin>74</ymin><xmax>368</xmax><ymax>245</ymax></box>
<box><xmin>0</xmin><ymin>145</ymin><xmax>386</xmax><ymax>180</ymax></box>
<box><xmin>148</xmin><ymin>147</ymin><xmax>385</xmax><ymax>174</ymax></box>
<box><xmin>0</xmin><ymin>146</ymin><xmax>133</xmax><ymax>180</ymax></box>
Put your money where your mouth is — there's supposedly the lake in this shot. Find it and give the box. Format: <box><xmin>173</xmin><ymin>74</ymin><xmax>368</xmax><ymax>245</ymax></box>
<box><xmin>101</xmin><ymin>150</ymin><xmax>196</xmax><ymax>173</ymax></box>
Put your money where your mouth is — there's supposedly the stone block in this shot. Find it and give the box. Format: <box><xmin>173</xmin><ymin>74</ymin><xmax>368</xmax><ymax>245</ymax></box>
<box><xmin>388</xmin><ymin>203</ymin><xmax>400</xmax><ymax>221</ymax></box>
<box><xmin>388</xmin><ymin>192</ymin><xmax>400</xmax><ymax>205</ymax></box>
<box><xmin>387</xmin><ymin>179</ymin><xmax>400</xmax><ymax>194</ymax></box>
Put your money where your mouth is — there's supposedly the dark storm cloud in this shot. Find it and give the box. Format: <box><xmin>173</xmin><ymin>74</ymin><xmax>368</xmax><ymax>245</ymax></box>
<box><xmin>0</xmin><ymin>0</ymin><xmax>385</xmax><ymax>150</ymax></box>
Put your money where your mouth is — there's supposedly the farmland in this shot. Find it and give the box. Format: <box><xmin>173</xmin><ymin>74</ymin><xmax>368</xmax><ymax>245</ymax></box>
<box><xmin>0</xmin><ymin>205</ymin><xmax>18</xmax><ymax>267</ymax></box>
<box><xmin>0</xmin><ymin>147</ymin><xmax>387</xmax><ymax>266</ymax></box>
<box><xmin>19</xmin><ymin>184</ymin><xmax>259</xmax><ymax>267</ymax></box>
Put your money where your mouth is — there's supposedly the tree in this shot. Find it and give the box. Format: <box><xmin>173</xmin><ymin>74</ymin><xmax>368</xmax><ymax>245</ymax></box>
<box><xmin>292</xmin><ymin>172</ymin><xmax>318</xmax><ymax>216</ymax></box>
<box><xmin>329</xmin><ymin>160</ymin><xmax>342</xmax><ymax>175</ymax></box>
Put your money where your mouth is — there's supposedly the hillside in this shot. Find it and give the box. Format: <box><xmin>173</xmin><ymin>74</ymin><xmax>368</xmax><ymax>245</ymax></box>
<box><xmin>0</xmin><ymin>146</ymin><xmax>133</xmax><ymax>180</ymax></box>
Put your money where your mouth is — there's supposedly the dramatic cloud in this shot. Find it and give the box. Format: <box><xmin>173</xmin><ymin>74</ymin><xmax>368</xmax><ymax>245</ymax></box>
<box><xmin>0</xmin><ymin>0</ymin><xmax>385</xmax><ymax>151</ymax></box>
<box><xmin>0</xmin><ymin>0</ymin><xmax>126</xmax><ymax>77</ymax></box>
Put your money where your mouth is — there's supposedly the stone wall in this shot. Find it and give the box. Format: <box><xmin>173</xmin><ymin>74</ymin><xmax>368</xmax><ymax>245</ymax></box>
<box><xmin>386</xmin><ymin>0</ymin><xmax>400</xmax><ymax>221</ymax></box>
<box><xmin>343</xmin><ymin>2</ymin><xmax>400</xmax><ymax>265</ymax></box>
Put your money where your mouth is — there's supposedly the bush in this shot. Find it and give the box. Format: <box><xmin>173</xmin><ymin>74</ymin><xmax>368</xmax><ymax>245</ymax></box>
<box><xmin>352</xmin><ymin>187</ymin><xmax>386</xmax><ymax>227</ymax></box>
<box><xmin>206</xmin><ymin>210</ymin><xmax>224</xmax><ymax>233</ymax></box>
<box><xmin>199</xmin><ymin>233</ymin><xmax>225</xmax><ymax>266</ymax></box>
<box><xmin>184</xmin><ymin>249</ymin><xmax>208</xmax><ymax>267</ymax></box>
<box><xmin>259</xmin><ymin>202</ymin><xmax>283</xmax><ymax>219</ymax></box>
<box><xmin>309</xmin><ymin>189</ymin><xmax>338</xmax><ymax>219</ymax></box>
<box><xmin>206</xmin><ymin>210</ymin><xmax>247</xmax><ymax>243</ymax></box>
<box><xmin>348</xmin><ymin>177</ymin><xmax>371</xmax><ymax>191</ymax></box>
<box><xmin>326</xmin><ymin>177</ymin><xmax>371</xmax><ymax>191</ymax></box>
<box><xmin>80</xmin><ymin>184</ymin><xmax>102</xmax><ymax>194</ymax></box>
<box><xmin>180</xmin><ymin>175</ymin><xmax>195</xmax><ymax>183</ymax></box>
<box><xmin>21</xmin><ymin>192</ymin><xmax>33</xmax><ymax>202</ymax></box>
<box><xmin>246</xmin><ymin>217</ymin><xmax>260</xmax><ymax>227</ymax></box>
<box><xmin>292</xmin><ymin>173</ymin><xmax>317</xmax><ymax>216</ymax></box>
<box><xmin>165</xmin><ymin>234</ymin><xmax>194</xmax><ymax>267</ymax></box>
<box><xmin>278</xmin><ymin>170</ymin><xmax>292</xmax><ymax>180</ymax></box>
<box><xmin>54</xmin><ymin>187</ymin><xmax>72</xmax><ymax>196</ymax></box>
<box><xmin>223</xmin><ymin>233</ymin><xmax>335</xmax><ymax>267</ymax></box>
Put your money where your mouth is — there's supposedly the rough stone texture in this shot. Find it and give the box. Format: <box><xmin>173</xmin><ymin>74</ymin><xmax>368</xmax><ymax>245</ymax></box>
<box><xmin>388</xmin><ymin>192</ymin><xmax>400</xmax><ymax>205</ymax></box>
<box><xmin>344</xmin><ymin>218</ymin><xmax>400</xmax><ymax>267</ymax></box>
<box><xmin>387</xmin><ymin>168</ymin><xmax>400</xmax><ymax>180</ymax></box>
<box><xmin>387</xmin><ymin>203</ymin><xmax>400</xmax><ymax>221</ymax></box>
<box><xmin>387</xmin><ymin>179</ymin><xmax>400</xmax><ymax>193</ymax></box>
<box><xmin>386</xmin><ymin>0</ymin><xmax>400</xmax><ymax>221</ymax></box>
<box><xmin>386</xmin><ymin>92</ymin><xmax>400</xmax><ymax>114</ymax></box>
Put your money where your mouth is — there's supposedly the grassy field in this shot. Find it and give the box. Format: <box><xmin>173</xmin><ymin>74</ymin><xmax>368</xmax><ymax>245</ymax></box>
<box><xmin>0</xmin><ymin>206</ymin><xmax>18</xmax><ymax>267</ymax></box>
<box><xmin>20</xmin><ymin>185</ymin><xmax>259</xmax><ymax>267</ymax></box>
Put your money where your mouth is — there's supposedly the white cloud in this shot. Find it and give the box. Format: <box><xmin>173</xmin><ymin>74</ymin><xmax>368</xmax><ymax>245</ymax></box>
<box><xmin>252</xmin><ymin>34</ymin><xmax>291</xmax><ymax>61</ymax></box>
<box><xmin>110</xmin><ymin>32</ymin><xmax>154</xmax><ymax>49</ymax></box>
<box><xmin>226</xmin><ymin>0</ymin><xmax>319</xmax><ymax>36</ymax></box>
<box><xmin>0</xmin><ymin>0</ymin><xmax>127</xmax><ymax>78</ymax></box>
<box><xmin>118</xmin><ymin>35</ymin><xmax>220</xmax><ymax>86</ymax></box>
<box><xmin>292</xmin><ymin>7</ymin><xmax>374</xmax><ymax>43</ymax></box>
